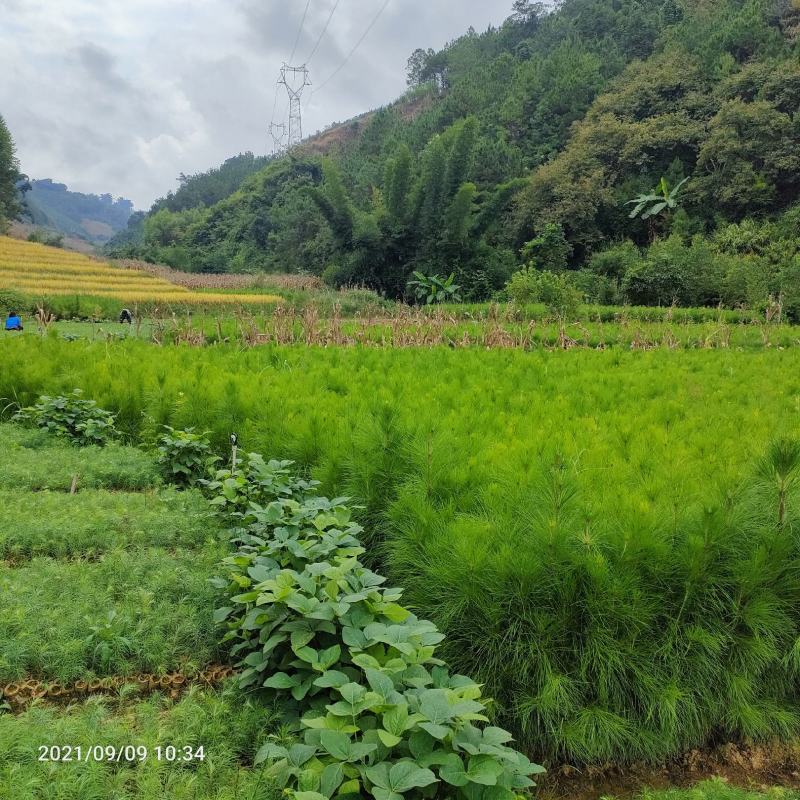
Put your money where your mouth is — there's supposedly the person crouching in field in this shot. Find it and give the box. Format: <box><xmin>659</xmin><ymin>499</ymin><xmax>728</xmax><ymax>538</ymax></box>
<box><xmin>4</xmin><ymin>311</ymin><xmax>23</xmax><ymax>331</ymax></box>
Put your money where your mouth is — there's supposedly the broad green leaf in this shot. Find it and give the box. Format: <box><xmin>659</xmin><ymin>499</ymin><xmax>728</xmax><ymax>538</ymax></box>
<box><xmin>382</xmin><ymin>704</ymin><xmax>409</xmax><ymax>737</ymax></box>
<box><xmin>365</xmin><ymin>669</ymin><xmax>395</xmax><ymax>698</ymax></box>
<box><xmin>377</xmin><ymin>730</ymin><xmax>402</xmax><ymax>747</ymax></box>
<box><xmin>408</xmin><ymin>730</ymin><xmax>436</xmax><ymax>759</ymax></box>
<box><xmin>264</xmin><ymin>672</ymin><xmax>298</xmax><ymax>689</ymax></box>
<box><xmin>314</xmin><ymin>670</ymin><xmax>350</xmax><ymax>688</ymax></box>
<box><xmin>254</xmin><ymin>742</ymin><xmax>288</xmax><ymax>764</ymax></box>
<box><xmin>338</xmin><ymin>682</ymin><xmax>368</xmax><ymax>704</ymax></box>
<box><xmin>418</xmin><ymin>722</ymin><xmax>450</xmax><ymax>740</ymax></box>
<box><xmin>439</xmin><ymin>753</ymin><xmax>469</xmax><ymax>786</ymax></box>
<box><xmin>288</xmin><ymin>744</ymin><xmax>318</xmax><ymax>767</ymax></box>
<box><xmin>320</xmin><ymin>763</ymin><xmax>344</xmax><ymax>797</ymax></box>
<box><xmin>466</xmin><ymin>755</ymin><xmax>504</xmax><ymax>786</ymax></box>
<box><xmin>388</xmin><ymin>760</ymin><xmax>438</xmax><ymax>792</ymax></box>
<box><xmin>320</xmin><ymin>731</ymin><xmax>352</xmax><ymax>761</ymax></box>
<box><xmin>365</xmin><ymin>762</ymin><xmax>391</xmax><ymax>790</ymax></box>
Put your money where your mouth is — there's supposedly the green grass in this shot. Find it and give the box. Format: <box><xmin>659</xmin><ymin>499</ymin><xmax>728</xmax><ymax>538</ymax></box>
<box><xmin>632</xmin><ymin>781</ymin><xmax>800</xmax><ymax>800</ymax></box>
<box><xmin>0</xmin><ymin>488</ymin><xmax>216</xmax><ymax>561</ymax></box>
<box><xmin>0</xmin><ymin>426</ymin><xmax>158</xmax><ymax>491</ymax></box>
<box><xmin>0</xmin><ymin>689</ymin><xmax>281</xmax><ymax>800</ymax></box>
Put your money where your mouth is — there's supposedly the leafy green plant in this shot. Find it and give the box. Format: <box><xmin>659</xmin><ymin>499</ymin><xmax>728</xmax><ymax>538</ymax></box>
<box><xmin>84</xmin><ymin>610</ymin><xmax>132</xmax><ymax>671</ymax></box>
<box><xmin>626</xmin><ymin>177</ymin><xmax>689</xmax><ymax>221</ymax></box>
<box><xmin>213</xmin><ymin>468</ymin><xmax>543</xmax><ymax>800</ymax></box>
<box><xmin>157</xmin><ymin>426</ymin><xmax>220</xmax><ymax>487</ymax></box>
<box><xmin>14</xmin><ymin>390</ymin><xmax>117</xmax><ymax>446</ymax></box>
<box><xmin>202</xmin><ymin>452</ymin><xmax>320</xmax><ymax>516</ymax></box>
<box><xmin>407</xmin><ymin>273</ymin><xmax>463</xmax><ymax>305</ymax></box>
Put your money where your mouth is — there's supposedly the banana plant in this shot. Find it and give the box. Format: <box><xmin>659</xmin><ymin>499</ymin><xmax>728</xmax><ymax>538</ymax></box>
<box><xmin>626</xmin><ymin>176</ymin><xmax>689</xmax><ymax>220</ymax></box>
<box><xmin>406</xmin><ymin>272</ymin><xmax>463</xmax><ymax>304</ymax></box>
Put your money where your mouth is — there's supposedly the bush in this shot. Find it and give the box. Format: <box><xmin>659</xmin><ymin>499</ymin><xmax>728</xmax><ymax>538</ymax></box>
<box><xmin>27</xmin><ymin>229</ymin><xmax>64</xmax><ymax>248</ymax></box>
<box><xmin>568</xmin><ymin>269</ymin><xmax>621</xmax><ymax>305</ymax></box>
<box><xmin>506</xmin><ymin>268</ymin><xmax>582</xmax><ymax>318</ymax></box>
<box><xmin>157</xmin><ymin>426</ymin><xmax>219</xmax><ymax>487</ymax></box>
<box><xmin>202</xmin><ymin>452</ymin><xmax>319</xmax><ymax>515</ymax></box>
<box><xmin>520</xmin><ymin>224</ymin><xmax>572</xmax><ymax>272</ymax></box>
<box><xmin>588</xmin><ymin>241</ymin><xmax>642</xmax><ymax>279</ymax></box>
<box><xmin>213</xmin><ymin>463</ymin><xmax>544</xmax><ymax>800</ymax></box>
<box><xmin>623</xmin><ymin>235</ymin><xmax>726</xmax><ymax>307</ymax></box>
<box><xmin>14</xmin><ymin>390</ymin><xmax>117</xmax><ymax>446</ymax></box>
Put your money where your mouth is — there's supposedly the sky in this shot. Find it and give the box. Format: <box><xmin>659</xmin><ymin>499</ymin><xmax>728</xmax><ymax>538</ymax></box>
<box><xmin>0</xmin><ymin>0</ymin><xmax>512</xmax><ymax>209</ymax></box>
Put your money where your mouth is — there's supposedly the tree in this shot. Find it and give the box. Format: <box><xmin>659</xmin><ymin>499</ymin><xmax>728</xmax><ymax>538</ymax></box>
<box><xmin>510</xmin><ymin>1</ymin><xmax>547</xmax><ymax>26</ymax></box>
<box><xmin>385</xmin><ymin>145</ymin><xmax>413</xmax><ymax>225</ymax></box>
<box><xmin>406</xmin><ymin>48</ymin><xmax>435</xmax><ymax>87</ymax></box>
<box><xmin>0</xmin><ymin>114</ymin><xmax>22</xmax><ymax>230</ymax></box>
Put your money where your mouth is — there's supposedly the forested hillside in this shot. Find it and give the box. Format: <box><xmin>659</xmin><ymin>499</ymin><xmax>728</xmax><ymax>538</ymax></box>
<box><xmin>23</xmin><ymin>179</ymin><xmax>134</xmax><ymax>244</ymax></box>
<box><xmin>110</xmin><ymin>0</ymin><xmax>800</xmax><ymax>307</ymax></box>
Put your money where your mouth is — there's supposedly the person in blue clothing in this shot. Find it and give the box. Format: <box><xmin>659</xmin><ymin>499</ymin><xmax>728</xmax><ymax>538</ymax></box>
<box><xmin>4</xmin><ymin>311</ymin><xmax>23</xmax><ymax>331</ymax></box>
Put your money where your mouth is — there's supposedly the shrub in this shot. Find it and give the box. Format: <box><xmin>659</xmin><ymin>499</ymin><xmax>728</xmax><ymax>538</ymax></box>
<box><xmin>14</xmin><ymin>390</ymin><xmax>117</xmax><ymax>446</ymax></box>
<box><xmin>623</xmin><ymin>235</ymin><xmax>726</xmax><ymax>307</ymax></box>
<box><xmin>520</xmin><ymin>224</ymin><xmax>572</xmax><ymax>272</ymax></box>
<box><xmin>157</xmin><ymin>426</ymin><xmax>219</xmax><ymax>487</ymax></box>
<box><xmin>27</xmin><ymin>228</ymin><xmax>64</xmax><ymax>248</ymax></box>
<box><xmin>213</xmin><ymin>468</ymin><xmax>544</xmax><ymax>800</ymax></box>
<box><xmin>588</xmin><ymin>241</ymin><xmax>642</xmax><ymax>279</ymax></box>
<box><xmin>504</xmin><ymin>267</ymin><xmax>539</xmax><ymax>304</ymax></box>
<box><xmin>506</xmin><ymin>269</ymin><xmax>582</xmax><ymax>318</ymax></box>
<box><xmin>202</xmin><ymin>452</ymin><xmax>319</xmax><ymax>515</ymax></box>
<box><xmin>568</xmin><ymin>269</ymin><xmax>621</xmax><ymax>305</ymax></box>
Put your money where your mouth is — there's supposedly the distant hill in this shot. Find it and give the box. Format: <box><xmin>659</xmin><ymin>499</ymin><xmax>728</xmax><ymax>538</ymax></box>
<box><xmin>23</xmin><ymin>179</ymin><xmax>134</xmax><ymax>245</ymax></box>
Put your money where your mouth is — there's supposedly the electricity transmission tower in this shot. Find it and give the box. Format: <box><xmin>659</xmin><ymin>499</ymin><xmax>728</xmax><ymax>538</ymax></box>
<box><xmin>278</xmin><ymin>63</ymin><xmax>311</xmax><ymax>148</ymax></box>
<box><xmin>269</xmin><ymin>121</ymin><xmax>288</xmax><ymax>155</ymax></box>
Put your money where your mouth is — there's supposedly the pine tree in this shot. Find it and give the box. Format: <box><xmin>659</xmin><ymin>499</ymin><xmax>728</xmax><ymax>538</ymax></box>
<box><xmin>443</xmin><ymin>117</ymin><xmax>478</xmax><ymax>202</ymax></box>
<box><xmin>385</xmin><ymin>144</ymin><xmax>413</xmax><ymax>226</ymax></box>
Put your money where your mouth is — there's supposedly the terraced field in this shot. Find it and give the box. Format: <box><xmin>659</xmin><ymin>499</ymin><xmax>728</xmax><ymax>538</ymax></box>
<box><xmin>0</xmin><ymin>236</ymin><xmax>282</xmax><ymax>306</ymax></box>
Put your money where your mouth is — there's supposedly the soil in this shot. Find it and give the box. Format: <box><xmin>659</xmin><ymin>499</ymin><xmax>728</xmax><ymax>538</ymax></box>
<box><xmin>539</xmin><ymin>741</ymin><xmax>800</xmax><ymax>799</ymax></box>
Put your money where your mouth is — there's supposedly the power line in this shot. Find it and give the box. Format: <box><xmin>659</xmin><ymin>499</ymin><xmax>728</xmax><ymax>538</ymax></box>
<box><xmin>306</xmin><ymin>0</ymin><xmax>341</xmax><ymax>64</ymax></box>
<box><xmin>312</xmin><ymin>0</ymin><xmax>391</xmax><ymax>97</ymax></box>
<box><xmin>289</xmin><ymin>0</ymin><xmax>313</xmax><ymax>64</ymax></box>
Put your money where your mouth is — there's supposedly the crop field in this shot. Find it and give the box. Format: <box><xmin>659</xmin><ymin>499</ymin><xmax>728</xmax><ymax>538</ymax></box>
<box><xmin>0</xmin><ymin>237</ymin><xmax>283</xmax><ymax>306</ymax></box>
<box><xmin>0</xmin><ymin>423</ymin><xmax>288</xmax><ymax>798</ymax></box>
<box><xmin>4</xmin><ymin>334</ymin><xmax>800</xmax><ymax>779</ymax></box>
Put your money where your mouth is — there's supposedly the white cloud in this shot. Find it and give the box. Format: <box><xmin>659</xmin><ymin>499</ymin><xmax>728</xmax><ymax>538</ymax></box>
<box><xmin>1</xmin><ymin>0</ymin><xmax>511</xmax><ymax>208</ymax></box>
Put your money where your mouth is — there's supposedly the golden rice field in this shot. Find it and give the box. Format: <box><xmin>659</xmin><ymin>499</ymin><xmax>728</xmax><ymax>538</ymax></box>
<box><xmin>0</xmin><ymin>237</ymin><xmax>283</xmax><ymax>305</ymax></box>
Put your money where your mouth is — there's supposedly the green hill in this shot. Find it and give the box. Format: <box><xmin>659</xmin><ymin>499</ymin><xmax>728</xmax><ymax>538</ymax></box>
<box><xmin>108</xmin><ymin>0</ymin><xmax>800</xmax><ymax>307</ymax></box>
<box><xmin>24</xmin><ymin>179</ymin><xmax>134</xmax><ymax>244</ymax></box>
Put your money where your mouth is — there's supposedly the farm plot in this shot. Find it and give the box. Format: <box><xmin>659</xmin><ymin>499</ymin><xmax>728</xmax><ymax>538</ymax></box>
<box><xmin>0</xmin><ymin>236</ymin><xmax>282</xmax><ymax>305</ymax></box>
<box><xmin>4</xmin><ymin>340</ymin><xmax>800</xmax><ymax>766</ymax></box>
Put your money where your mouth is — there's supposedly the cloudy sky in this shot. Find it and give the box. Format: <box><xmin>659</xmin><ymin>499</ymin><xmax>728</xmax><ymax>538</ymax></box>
<box><xmin>0</xmin><ymin>0</ymin><xmax>512</xmax><ymax>209</ymax></box>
